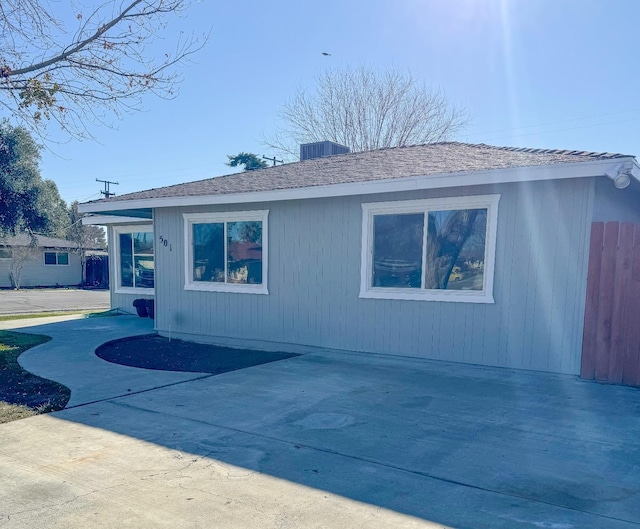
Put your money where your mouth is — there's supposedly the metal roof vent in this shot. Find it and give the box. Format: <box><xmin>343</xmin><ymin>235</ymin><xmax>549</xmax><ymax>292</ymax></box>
<box><xmin>300</xmin><ymin>141</ymin><xmax>350</xmax><ymax>161</ymax></box>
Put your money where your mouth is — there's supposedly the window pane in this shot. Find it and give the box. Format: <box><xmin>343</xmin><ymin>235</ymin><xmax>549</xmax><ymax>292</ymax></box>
<box><xmin>227</xmin><ymin>221</ymin><xmax>263</xmax><ymax>284</ymax></box>
<box><xmin>372</xmin><ymin>214</ymin><xmax>424</xmax><ymax>288</ymax></box>
<box><xmin>57</xmin><ymin>252</ymin><xmax>69</xmax><ymax>265</ymax></box>
<box><xmin>133</xmin><ymin>232</ymin><xmax>153</xmax><ymax>255</ymax></box>
<box><xmin>425</xmin><ymin>209</ymin><xmax>487</xmax><ymax>290</ymax></box>
<box><xmin>44</xmin><ymin>252</ymin><xmax>57</xmax><ymax>265</ymax></box>
<box><xmin>134</xmin><ymin>256</ymin><xmax>154</xmax><ymax>288</ymax></box>
<box><xmin>193</xmin><ymin>223</ymin><xmax>224</xmax><ymax>282</ymax></box>
<box><xmin>119</xmin><ymin>233</ymin><xmax>133</xmax><ymax>287</ymax></box>
<box><xmin>0</xmin><ymin>248</ymin><xmax>12</xmax><ymax>259</ymax></box>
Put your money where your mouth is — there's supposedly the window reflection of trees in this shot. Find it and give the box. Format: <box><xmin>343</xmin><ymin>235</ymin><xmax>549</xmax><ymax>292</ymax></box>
<box><xmin>372</xmin><ymin>208</ymin><xmax>487</xmax><ymax>291</ymax></box>
<box><xmin>228</xmin><ymin>221</ymin><xmax>262</xmax><ymax>285</ymax></box>
<box><xmin>120</xmin><ymin>231</ymin><xmax>154</xmax><ymax>288</ymax></box>
<box><xmin>426</xmin><ymin>209</ymin><xmax>486</xmax><ymax>291</ymax></box>
<box><xmin>373</xmin><ymin>214</ymin><xmax>424</xmax><ymax>288</ymax></box>
<box><xmin>193</xmin><ymin>223</ymin><xmax>224</xmax><ymax>282</ymax></box>
<box><xmin>193</xmin><ymin>221</ymin><xmax>263</xmax><ymax>285</ymax></box>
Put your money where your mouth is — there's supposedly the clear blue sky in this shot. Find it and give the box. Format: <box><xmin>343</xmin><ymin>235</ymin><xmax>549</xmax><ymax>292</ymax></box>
<box><xmin>35</xmin><ymin>0</ymin><xmax>640</xmax><ymax>205</ymax></box>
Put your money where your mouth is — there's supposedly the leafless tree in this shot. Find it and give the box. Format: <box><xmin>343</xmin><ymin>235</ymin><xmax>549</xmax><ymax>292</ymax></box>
<box><xmin>266</xmin><ymin>66</ymin><xmax>468</xmax><ymax>159</ymax></box>
<box><xmin>0</xmin><ymin>0</ymin><xmax>204</xmax><ymax>139</ymax></box>
<box><xmin>424</xmin><ymin>209</ymin><xmax>481</xmax><ymax>290</ymax></box>
<box><xmin>8</xmin><ymin>245</ymin><xmax>37</xmax><ymax>289</ymax></box>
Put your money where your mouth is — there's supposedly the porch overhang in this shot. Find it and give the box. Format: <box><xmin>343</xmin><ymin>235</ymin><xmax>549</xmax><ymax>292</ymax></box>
<box><xmin>81</xmin><ymin>209</ymin><xmax>152</xmax><ymax>226</ymax></box>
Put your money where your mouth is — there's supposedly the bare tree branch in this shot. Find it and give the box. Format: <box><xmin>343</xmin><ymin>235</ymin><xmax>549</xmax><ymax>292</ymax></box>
<box><xmin>265</xmin><ymin>66</ymin><xmax>469</xmax><ymax>160</ymax></box>
<box><xmin>0</xmin><ymin>0</ymin><xmax>205</xmax><ymax>139</ymax></box>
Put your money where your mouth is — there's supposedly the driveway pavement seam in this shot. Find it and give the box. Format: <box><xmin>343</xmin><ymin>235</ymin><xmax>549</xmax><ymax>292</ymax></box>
<box><xmin>62</xmin><ymin>373</ymin><xmax>217</xmax><ymax>410</ymax></box>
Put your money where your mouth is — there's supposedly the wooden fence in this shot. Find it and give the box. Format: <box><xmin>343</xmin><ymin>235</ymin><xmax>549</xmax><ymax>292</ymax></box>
<box><xmin>581</xmin><ymin>222</ymin><xmax>640</xmax><ymax>386</ymax></box>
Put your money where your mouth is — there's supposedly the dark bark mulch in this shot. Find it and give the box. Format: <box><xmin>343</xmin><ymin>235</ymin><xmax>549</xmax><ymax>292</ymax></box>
<box><xmin>96</xmin><ymin>334</ymin><xmax>300</xmax><ymax>374</ymax></box>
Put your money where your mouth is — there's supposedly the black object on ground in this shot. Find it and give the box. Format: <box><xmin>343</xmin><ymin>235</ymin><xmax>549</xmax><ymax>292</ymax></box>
<box><xmin>145</xmin><ymin>299</ymin><xmax>155</xmax><ymax>319</ymax></box>
<box><xmin>132</xmin><ymin>299</ymin><xmax>148</xmax><ymax>318</ymax></box>
<box><xmin>96</xmin><ymin>334</ymin><xmax>300</xmax><ymax>374</ymax></box>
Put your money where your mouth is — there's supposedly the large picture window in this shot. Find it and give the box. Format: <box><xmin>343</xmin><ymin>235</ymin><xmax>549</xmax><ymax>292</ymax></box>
<box><xmin>114</xmin><ymin>226</ymin><xmax>154</xmax><ymax>291</ymax></box>
<box><xmin>184</xmin><ymin>210</ymin><xmax>268</xmax><ymax>294</ymax></box>
<box><xmin>361</xmin><ymin>195</ymin><xmax>499</xmax><ymax>303</ymax></box>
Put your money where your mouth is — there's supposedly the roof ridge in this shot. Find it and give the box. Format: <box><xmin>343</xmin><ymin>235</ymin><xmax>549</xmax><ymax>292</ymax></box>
<box><xmin>304</xmin><ymin>141</ymin><xmax>633</xmax><ymax>159</ymax></box>
<box><xmin>458</xmin><ymin>142</ymin><xmax>631</xmax><ymax>159</ymax></box>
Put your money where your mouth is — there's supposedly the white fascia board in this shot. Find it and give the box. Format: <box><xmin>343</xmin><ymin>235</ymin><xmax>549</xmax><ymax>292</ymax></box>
<box><xmin>78</xmin><ymin>157</ymin><xmax>636</xmax><ymax>213</ymax></box>
<box><xmin>82</xmin><ymin>215</ymin><xmax>153</xmax><ymax>225</ymax></box>
<box><xmin>630</xmin><ymin>160</ymin><xmax>640</xmax><ymax>182</ymax></box>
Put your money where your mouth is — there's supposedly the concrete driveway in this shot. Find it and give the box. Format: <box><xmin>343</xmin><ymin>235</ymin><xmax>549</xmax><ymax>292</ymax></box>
<box><xmin>0</xmin><ymin>316</ymin><xmax>639</xmax><ymax>528</ymax></box>
<box><xmin>0</xmin><ymin>288</ymin><xmax>110</xmax><ymax>315</ymax></box>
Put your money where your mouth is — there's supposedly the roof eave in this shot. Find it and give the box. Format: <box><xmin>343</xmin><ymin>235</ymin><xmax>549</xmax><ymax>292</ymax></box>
<box><xmin>81</xmin><ymin>214</ymin><xmax>153</xmax><ymax>226</ymax></box>
<box><xmin>78</xmin><ymin>157</ymin><xmax>638</xmax><ymax>215</ymax></box>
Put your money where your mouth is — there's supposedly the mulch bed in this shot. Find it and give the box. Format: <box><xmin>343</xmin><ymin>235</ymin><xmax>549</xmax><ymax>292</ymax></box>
<box><xmin>96</xmin><ymin>334</ymin><xmax>300</xmax><ymax>374</ymax></box>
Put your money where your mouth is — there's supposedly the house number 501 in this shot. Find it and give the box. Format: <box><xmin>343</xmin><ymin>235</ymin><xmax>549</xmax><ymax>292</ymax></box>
<box><xmin>158</xmin><ymin>235</ymin><xmax>172</xmax><ymax>251</ymax></box>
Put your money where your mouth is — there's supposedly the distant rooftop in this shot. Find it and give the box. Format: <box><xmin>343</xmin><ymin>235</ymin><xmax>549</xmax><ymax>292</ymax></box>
<box><xmin>0</xmin><ymin>233</ymin><xmax>103</xmax><ymax>250</ymax></box>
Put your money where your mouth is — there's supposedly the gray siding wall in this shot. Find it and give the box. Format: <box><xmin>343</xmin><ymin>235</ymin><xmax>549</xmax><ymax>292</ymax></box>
<box><xmin>0</xmin><ymin>251</ymin><xmax>82</xmax><ymax>288</ymax></box>
<box><xmin>153</xmin><ymin>177</ymin><xmax>594</xmax><ymax>375</ymax></box>
<box><xmin>111</xmin><ymin>290</ymin><xmax>146</xmax><ymax>315</ymax></box>
<box><xmin>592</xmin><ymin>176</ymin><xmax>640</xmax><ymax>222</ymax></box>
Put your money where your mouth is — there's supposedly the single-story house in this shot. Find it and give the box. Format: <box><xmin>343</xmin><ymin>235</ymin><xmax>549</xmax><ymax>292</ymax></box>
<box><xmin>0</xmin><ymin>233</ymin><xmax>104</xmax><ymax>288</ymax></box>
<box><xmin>79</xmin><ymin>142</ymin><xmax>640</xmax><ymax>383</ymax></box>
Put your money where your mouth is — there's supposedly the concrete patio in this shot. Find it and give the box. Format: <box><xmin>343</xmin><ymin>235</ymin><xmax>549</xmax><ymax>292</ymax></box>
<box><xmin>0</xmin><ymin>315</ymin><xmax>639</xmax><ymax>528</ymax></box>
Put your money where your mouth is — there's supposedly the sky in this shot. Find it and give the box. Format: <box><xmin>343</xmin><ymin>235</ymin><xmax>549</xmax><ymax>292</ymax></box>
<box><xmin>24</xmin><ymin>0</ymin><xmax>640</xmax><ymax>205</ymax></box>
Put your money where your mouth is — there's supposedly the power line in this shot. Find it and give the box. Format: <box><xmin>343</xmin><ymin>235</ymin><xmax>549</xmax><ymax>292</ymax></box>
<box><xmin>477</xmin><ymin>116</ymin><xmax>640</xmax><ymax>143</ymax></box>
<box><xmin>74</xmin><ymin>192</ymin><xmax>101</xmax><ymax>202</ymax></box>
<box><xmin>466</xmin><ymin>108</ymin><xmax>640</xmax><ymax>138</ymax></box>
<box><xmin>91</xmin><ymin>162</ymin><xmax>216</xmax><ymax>180</ymax></box>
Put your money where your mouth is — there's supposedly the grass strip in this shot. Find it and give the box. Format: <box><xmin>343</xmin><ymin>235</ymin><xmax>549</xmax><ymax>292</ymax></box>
<box><xmin>0</xmin><ymin>311</ymin><xmax>91</xmax><ymax>322</ymax></box>
<box><xmin>0</xmin><ymin>309</ymin><xmax>122</xmax><ymax>322</ymax></box>
<box><xmin>0</xmin><ymin>330</ymin><xmax>70</xmax><ymax>423</ymax></box>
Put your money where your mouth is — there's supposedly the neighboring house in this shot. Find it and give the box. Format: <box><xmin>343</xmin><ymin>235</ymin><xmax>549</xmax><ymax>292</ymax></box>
<box><xmin>0</xmin><ymin>233</ymin><xmax>97</xmax><ymax>288</ymax></box>
<box><xmin>79</xmin><ymin>142</ymin><xmax>640</xmax><ymax>383</ymax></box>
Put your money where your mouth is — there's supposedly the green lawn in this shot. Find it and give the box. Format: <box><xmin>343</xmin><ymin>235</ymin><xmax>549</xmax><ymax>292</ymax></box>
<box><xmin>0</xmin><ymin>330</ymin><xmax>70</xmax><ymax>423</ymax></box>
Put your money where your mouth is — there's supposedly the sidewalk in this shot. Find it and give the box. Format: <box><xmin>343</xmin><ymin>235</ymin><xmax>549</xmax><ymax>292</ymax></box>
<box><xmin>0</xmin><ymin>313</ymin><xmax>88</xmax><ymax>330</ymax></box>
<box><xmin>14</xmin><ymin>315</ymin><xmax>205</xmax><ymax>407</ymax></box>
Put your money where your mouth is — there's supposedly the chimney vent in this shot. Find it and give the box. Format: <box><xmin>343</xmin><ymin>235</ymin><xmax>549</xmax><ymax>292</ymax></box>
<box><xmin>300</xmin><ymin>141</ymin><xmax>350</xmax><ymax>161</ymax></box>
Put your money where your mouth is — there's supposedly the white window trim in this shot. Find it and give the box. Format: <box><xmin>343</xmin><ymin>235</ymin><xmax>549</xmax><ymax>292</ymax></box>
<box><xmin>112</xmin><ymin>224</ymin><xmax>155</xmax><ymax>295</ymax></box>
<box><xmin>360</xmin><ymin>194</ymin><xmax>500</xmax><ymax>303</ymax></box>
<box><xmin>43</xmin><ymin>251</ymin><xmax>70</xmax><ymax>266</ymax></box>
<box><xmin>183</xmin><ymin>210</ymin><xmax>269</xmax><ymax>295</ymax></box>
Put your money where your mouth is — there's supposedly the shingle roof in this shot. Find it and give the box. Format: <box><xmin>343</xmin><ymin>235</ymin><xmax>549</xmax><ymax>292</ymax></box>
<box><xmin>90</xmin><ymin>142</ymin><xmax>633</xmax><ymax>204</ymax></box>
<box><xmin>0</xmin><ymin>233</ymin><xmax>101</xmax><ymax>250</ymax></box>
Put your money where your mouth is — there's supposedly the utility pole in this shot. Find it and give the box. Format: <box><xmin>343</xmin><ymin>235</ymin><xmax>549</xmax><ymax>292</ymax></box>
<box><xmin>262</xmin><ymin>155</ymin><xmax>284</xmax><ymax>167</ymax></box>
<box><xmin>96</xmin><ymin>179</ymin><xmax>119</xmax><ymax>199</ymax></box>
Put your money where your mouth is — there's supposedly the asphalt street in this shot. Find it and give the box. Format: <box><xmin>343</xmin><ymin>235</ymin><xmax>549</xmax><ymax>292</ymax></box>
<box><xmin>0</xmin><ymin>288</ymin><xmax>110</xmax><ymax>315</ymax></box>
